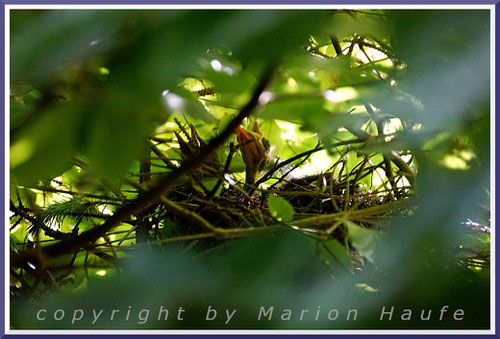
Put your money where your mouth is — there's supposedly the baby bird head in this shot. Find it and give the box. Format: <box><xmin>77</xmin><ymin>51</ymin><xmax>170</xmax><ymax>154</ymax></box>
<box><xmin>237</xmin><ymin>121</ymin><xmax>270</xmax><ymax>185</ymax></box>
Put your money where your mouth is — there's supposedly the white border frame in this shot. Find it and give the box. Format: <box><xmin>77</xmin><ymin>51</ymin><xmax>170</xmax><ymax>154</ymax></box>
<box><xmin>4</xmin><ymin>4</ymin><xmax>496</xmax><ymax>335</ymax></box>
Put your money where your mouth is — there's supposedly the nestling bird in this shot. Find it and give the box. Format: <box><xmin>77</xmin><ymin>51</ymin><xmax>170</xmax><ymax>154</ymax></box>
<box><xmin>173</xmin><ymin>122</ymin><xmax>220</xmax><ymax>178</ymax></box>
<box><xmin>237</xmin><ymin>121</ymin><xmax>271</xmax><ymax>185</ymax></box>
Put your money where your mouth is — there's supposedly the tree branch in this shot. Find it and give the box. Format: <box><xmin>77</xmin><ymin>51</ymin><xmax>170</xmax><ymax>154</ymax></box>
<box><xmin>11</xmin><ymin>62</ymin><xmax>277</xmax><ymax>268</ymax></box>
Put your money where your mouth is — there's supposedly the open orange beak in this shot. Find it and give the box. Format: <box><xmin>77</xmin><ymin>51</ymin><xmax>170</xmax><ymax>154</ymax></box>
<box><xmin>236</xmin><ymin>125</ymin><xmax>253</xmax><ymax>144</ymax></box>
<box><xmin>237</xmin><ymin>123</ymin><xmax>269</xmax><ymax>184</ymax></box>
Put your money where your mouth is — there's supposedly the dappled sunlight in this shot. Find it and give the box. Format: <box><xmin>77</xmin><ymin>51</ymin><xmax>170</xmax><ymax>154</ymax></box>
<box><xmin>9</xmin><ymin>8</ymin><xmax>490</xmax><ymax>331</ymax></box>
<box><xmin>95</xmin><ymin>270</ymin><xmax>107</xmax><ymax>277</ymax></box>
<box><xmin>323</xmin><ymin>87</ymin><xmax>358</xmax><ymax>103</ymax></box>
<box><xmin>355</xmin><ymin>46</ymin><xmax>393</xmax><ymax>67</ymax></box>
<box><xmin>276</xmin><ymin>120</ymin><xmax>298</xmax><ymax>141</ymax></box>
<box><xmin>10</xmin><ymin>138</ymin><xmax>34</xmax><ymax>168</ymax></box>
<box><xmin>288</xmin><ymin>150</ymin><xmax>334</xmax><ymax>179</ymax></box>
<box><xmin>440</xmin><ymin>151</ymin><xmax>476</xmax><ymax>170</ymax></box>
<box><xmin>162</xmin><ymin>90</ymin><xmax>184</xmax><ymax>111</ymax></box>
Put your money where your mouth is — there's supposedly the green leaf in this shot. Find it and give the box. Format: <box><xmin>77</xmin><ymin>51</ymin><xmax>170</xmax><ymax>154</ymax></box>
<box><xmin>258</xmin><ymin>119</ymin><xmax>284</xmax><ymax>155</ymax></box>
<box><xmin>163</xmin><ymin>87</ymin><xmax>215</xmax><ymax>123</ymax></box>
<box><xmin>344</xmin><ymin>219</ymin><xmax>381</xmax><ymax>263</ymax></box>
<box><xmin>10</xmin><ymin>235</ymin><xmax>23</xmax><ymax>250</ymax></box>
<box><xmin>85</xmin><ymin>101</ymin><xmax>158</xmax><ymax>183</ymax></box>
<box><xmin>267</xmin><ymin>196</ymin><xmax>295</xmax><ymax>223</ymax></box>
<box><xmin>356</xmin><ymin>283</ymin><xmax>379</xmax><ymax>293</ymax></box>
<box><xmin>323</xmin><ymin>240</ymin><xmax>353</xmax><ymax>271</ymax></box>
<box><xmin>259</xmin><ymin>97</ymin><xmax>324</xmax><ymax>123</ymax></box>
<box><xmin>10</xmin><ymin>104</ymin><xmax>80</xmax><ymax>186</ymax></box>
<box><xmin>11</xmin><ymin>10</ymin><xmax>128</xmax><ymax>84</ymax></box>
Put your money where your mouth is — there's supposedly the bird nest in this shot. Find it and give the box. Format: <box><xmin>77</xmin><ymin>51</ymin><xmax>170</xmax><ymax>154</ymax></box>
<box><xmin>139</xmin><ymin>120</ymin><xmax>414</xmax><ymax>267</ymax></box>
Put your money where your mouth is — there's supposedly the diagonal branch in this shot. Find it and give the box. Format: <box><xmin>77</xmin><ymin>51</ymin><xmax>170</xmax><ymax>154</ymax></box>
<box><xmin>11</xmin><ymin>62</ymin><xmax>277</xmax><ymax>267</ymax></box>
<box><xmin>255</xmin><ymin>137</ymin><xmax>366</xmax><ymax>186</ymax></box>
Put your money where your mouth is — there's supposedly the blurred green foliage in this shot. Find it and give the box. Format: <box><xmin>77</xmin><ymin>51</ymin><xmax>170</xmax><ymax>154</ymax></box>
<box><xmin>9</xmin><ymin>9</ymin><xmax>491</xmax><ymax>329</ymax></box>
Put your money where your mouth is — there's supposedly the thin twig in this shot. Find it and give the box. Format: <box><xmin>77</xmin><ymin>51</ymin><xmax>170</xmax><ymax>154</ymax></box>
<box><xmin>11</xmin><ymin>62</ymin><xmax>278</xmax><ymax>268</ymax></box>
